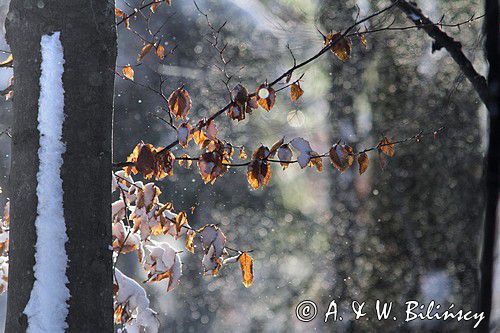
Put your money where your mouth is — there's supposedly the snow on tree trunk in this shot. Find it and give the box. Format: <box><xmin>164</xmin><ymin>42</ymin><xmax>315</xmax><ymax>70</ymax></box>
<box><xmin>5</xmin><ymin>1</ymin><xmax>116</xmax><ymax>331</ymax></box>
<box><xmin>22</xmin><ymin>32</ymin><xmax>69</xmax><ymax>333</ymax></box>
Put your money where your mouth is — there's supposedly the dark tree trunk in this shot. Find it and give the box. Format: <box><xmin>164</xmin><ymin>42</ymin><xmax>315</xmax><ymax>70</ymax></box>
<box><xmin>479</xmin><ymin>0</ymin><xmax>499</xmax><ymax>331</ymax></box>
<box><xmin>4</xmin><ymin>0</ymin><xmax>116</xmax><ymax>331</ymax></box>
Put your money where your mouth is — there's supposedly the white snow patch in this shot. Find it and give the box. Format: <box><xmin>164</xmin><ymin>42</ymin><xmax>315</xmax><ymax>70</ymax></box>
<box><xmin>24</xmin><ymin>32</ymin><xmax>70</xmax><ymax>333</ymax></box>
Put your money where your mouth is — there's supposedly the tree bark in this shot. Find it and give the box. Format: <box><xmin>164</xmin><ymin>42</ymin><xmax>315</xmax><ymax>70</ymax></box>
<box><xmin>479</xmin><ymin>0</ymin><xmax>499</xmax><ymax>331</ymax></box>
<box><xmin>5</xmin><ymin>0</ymin><xmax>116</xmax><ymax>331</ymax></box>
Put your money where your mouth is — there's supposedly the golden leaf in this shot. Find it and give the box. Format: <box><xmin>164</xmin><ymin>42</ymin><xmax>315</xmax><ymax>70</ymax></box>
<box><xmin>290</xmin><ymin>82</ymin><xmax>304</xmax><ymax>102</ymax></box>
<box><xmin>325</xmin><ymin>32</ymin><xmax>352</xmax><ymax>62</ymax></box>
<box><xmin>379</xmin><ymin>137</ymin><xmax>395</xmax><ymax>157</ymax></box>
<box><xmin>247</xmin><ymin>159</ymin><xmax>271</xmax><ymax>189</ymax></box>
<box><xmin>168</xmin><ymin>87</ymin><xmax>192</xmax><ymax>119</ymax></box>
<box><xmin>239</xmin><ymin>253</ymin><xmax>254</xmax><ymax>288</ymax></box>
<box><xmin>115</xmin><ymin>8</ymin><xmax>125</xmax><ymax>17</ymax></box>
<box><xmin>193</xmin><ymin>129</ymin><xmax>206</xmax><ymax>146</ymax></box>
<box><xmin>308</xmin><ymin>152</ymin><xmax>323</xmax><ymax>171</ymax></box>
<box><xmin>151</xmin><ymin>2</ymin><xmax>161</xmax><ymax>12</ymax></box>
<box><xmin>357</xmin><ymin>33</ymin><xmax>367</xmax><ymax>48</ymax></box>
<box><xmin>239</xmin><ymin>147</ymin><xmax>248</xmax><ymax>160</ymax></box>
<box><xmin>122</xmin><ymin>66</ymin><xmax>134</xmax><ymax>80</ymax></box>
<box><xmin>358</xmin><ymin>152</ymin><xmax>369</xmax><ymax>175</ymax></box>
<box><xmin>156</xmin><ymin>44</ymin><xmax>165</xmax><ymax>60</ymax></box>
<box><xmin>185</xmin><ymin>230</ymin><xmax>196</xmax><ymax>253</ymax></box>
<box><xmin>174</xmin><ymin>211</ymin><xmax>187</xmax><ymax>236</ymax></box>
<box><xmin>137</xmin><ymin>43</ymin><xmax>153</xmax><ymax>63</ymax></box>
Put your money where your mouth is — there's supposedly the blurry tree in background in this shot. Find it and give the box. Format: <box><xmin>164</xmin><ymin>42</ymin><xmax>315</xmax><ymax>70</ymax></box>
<box><xmin>0</xmin><ymin>0</ymin><xmax>497</xmax><ymax>332</ymax></box>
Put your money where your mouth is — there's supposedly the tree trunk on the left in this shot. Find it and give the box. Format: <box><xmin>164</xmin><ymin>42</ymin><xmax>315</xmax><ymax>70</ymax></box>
<box><xmin>4</xmin><ymin>0</ymin><xmax>116</xmax><ymax>331</ymax></box>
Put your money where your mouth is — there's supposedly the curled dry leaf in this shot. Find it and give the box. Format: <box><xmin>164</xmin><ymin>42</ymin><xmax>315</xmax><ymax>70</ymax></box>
<box><xmin>229</xmin><ymin>84</ymin><xmax>248</xmax><ymax>121</ymax></box>
<box><xmin>379</xmin><ymin>136</ymin><xmax>395</xmax><ymax>157</ymax></box>
<box><xmin>239</xmin><ymin>147</ymin><xmax>248</xmax><ymax>160</ymax></box>
<box><xmin>357</xmin><ymin>33</ymin><xmax>368</xmax><ymax>48</ymax></box>
<box><xmin>256</xmin><ymin>84</ymin><xmax>276</xmax><ymax>111</ymax></box>
<box><xmin>150</xmin><ymin>2</ymin><xmax>161</xmax><ymax>13</ymax></box>
<box><xmin>122</xmin><ymin>66</ymin><xmax>134</xmax><ymax>81</ymax></box>
<box><xmin>290</xmin><ymin>82</ymin><xmax>304</xmax><ymax>102</ymax></box>
<box><xmin>185</xmin><ymin>230</ymin><xmax>196</xmax><ymax>253</ymax></box>
<box><xmin>358</xmin><ymin>152</ymin><xmax>369</xmax><ymax>175</ymax></box>
<box><xmin>136</xmin><ymin>144</ymin><xmax>156</xmax><ymax>177</ymax></box>
<box><xmin>177</xmin><ymin>122</ymin><xmax>192</xmax><ymax>148</ymax></box>
<box><xmin>115</xmin><ymin>9</ymin><xmax>129</xmax><ymax>28</ymax></box>
<box><xmin>156</xmin><ymin>44</ymin><xmax>165</xmax><ymax>60</ymax></box>
<box><xmin>168</xmin><ymin>87</ymin><xmax>192</xmax><ymax>120</ymax></box>
<box><xmin>269</xmin><ymin>137</ymin><xmax>284</xmax><ymax>157</ymax></box>
<box><xmin>192</xmin><ymin>128</ymin><xmax>206</xmax><ymax>147</ymax></box>
<box><xmin>239</xmin><ymin>253</ymin><xmax>254</xmax><ymax>288</ymax></box>
<box><xmin>137</xmin><ymin>43</ymin><xmax>153</xmax><ymax>63</ymax></box>
<box><xmin>247</xmin><ymin>146</ymin><xmax>271</xmax><ymax>189</ymax></box>
<box><xmin>124</xmin><ymin>143</ymin><xmax>175</xmax><ymax>180</ymax></box>
<box><xmin>197</xmin><ymin>150</ymin><xmax>227</xmax><ymax>184</ymax></box>
<box><xmin>309</xmin><ymin>152</ymin><xmax>323</xmax><ymax>171</ymax></box>
<box><xmin>290</xmin><ymin>137</ymin><xmax>321</xmax><ymax>171</ymax></box>
<box><xmin>329</xmin><ymin>144</ymin><xmax>354</xmax><ymax>172</ymax></box>
<box><xmin>174</xmin><ymin>211</ymin><xmax>187</xmax><ymax>239</ymax></box>
<box><xmin>205</xmin><ymin>119</ymin><xmax>218</xmax><ymax>140</ymax></box>
<box><xmin>277</xmin><ymin>144</ymin><xmax>293</xmax><ymax>170</ymax></box>
<box><xmin>325</xmin><ymin>32</ymin><xmax>352</xmax><ymax>62</ymax></box>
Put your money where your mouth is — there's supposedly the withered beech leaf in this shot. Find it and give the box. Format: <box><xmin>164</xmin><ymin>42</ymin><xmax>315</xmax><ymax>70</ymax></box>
<box><xmin>329</xmin><ymin>144</ymin><xmax>354</xmax><ymax>173</ymax></box>
<box><xmin>277</xmin><ymin>144</ymin><xmax>293</xmax><ymax>170</ymax></box>
<box><xmin>308</xmin><ymin>152</ymin><xmax>323</xmax><ymax>172</ymax></box>
<box><xmin>174</xmin><ymin>211</ymin><xmax>188</xmax><ymax>238</ymax></box>
<box><xmin>256</xmin><ymin>84</ymin><xmax>276</xmax><ymax>111</ymax></box>
<box><xmin>137</xmin><ymin>43</ymin><xmax>153</xmax><ymax>63</ymax></box>
<box><xmin>136</xmin><ymin>143</ymin><xmax>156</xmax><ymax>178</ymax></box>
<box><xmin>379</xmin><ymin>137</ymin><xmax>395</xmax><ymax>157</ymax></box>
<box><xmin>168</xmin><ymin>87</ymin><xmax>192</xmax><ymax>120</ymax></box>
<box><xmin>247</xmin><ymin>159</ymin><xmax>271</xmax><ymax>190</ymax></box>
<box><xmin>357</xmin><ymin>33</ymin><xmax>367</xmax><ymax>48</ymax></box>
<box><xmin>115</xmin><ymin>8</ymin><xmax>125</xmax><ymax>17</ymax></box>
<box><xmin>177</xmin><ymin>122</ymin><xmax>192</xmax><ymax>148</ymax></box>
<box><xmin>325</xmin><ymin>32</ymin><xmax>352</xmax><ymax>62</ymax></box>
<box><xmin>269</xmin><ymin>137</ymin><xmax>284</xmax><ymax>157</ymax></box>
<box><xmin>154</xmin><ymin>149</ymin><xmax>175</xmax><ymax>180</ymax></box>
<box><xmin>358</xmin><ymin>152</ymin><xmax>369</xmax><ymax>175</ymax></box>
<box><xmin>150</xmin><ymin>2</ymin><xmax>161</xmax><ymax>12</ymax></box>
<box><xmin>156</xmin><ymin>44</ymin><xmax>166</xmax><ymax>60</ymax></box>
<box><xmin>231</xmin><ymin>84</ymin><xmax>249</xmax><ymax>109</ymax></box>
<box><xmin>193</xmin><ymin>129</ymin><xmax>206</xmax><ymax>147</ymax></box>
<box><xmin>197</xmin><ymin>150</ymin><xmax>227</xmax><ymax>185</ymax></box>
<box><xmin>122</xmin><ymin>66</ymin><xmax>134</xmax><ymax>81</ymax></box>
<box><xmin>239</xmin><ymin>253</ymin><xmax>254</xmax><ymax>288</ymax></box>
<box><xmin>185</xmin><ymin>230</ymin><xmax>196</xmax><ymax>253</ymax></box>
<box><xmin>205</xmin><ymin>119</ymin><xmax>218</xmax><ymax>140</ymax></box>
<box><xmin>239</xmin><ymin>147</ymin><xmax>248</xmax><ymax>160</ymax></box>
<box><xmin>290</xmin><ymin>82</ymin><xmax>304</xmax><ymax>102</ymax></box>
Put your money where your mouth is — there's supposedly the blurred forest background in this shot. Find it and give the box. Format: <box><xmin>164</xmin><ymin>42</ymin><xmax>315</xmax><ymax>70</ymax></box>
<box><xmin>0</xmin><ymin>0</ymin><xmax>497</xmax><ymax>332</ymax></box>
